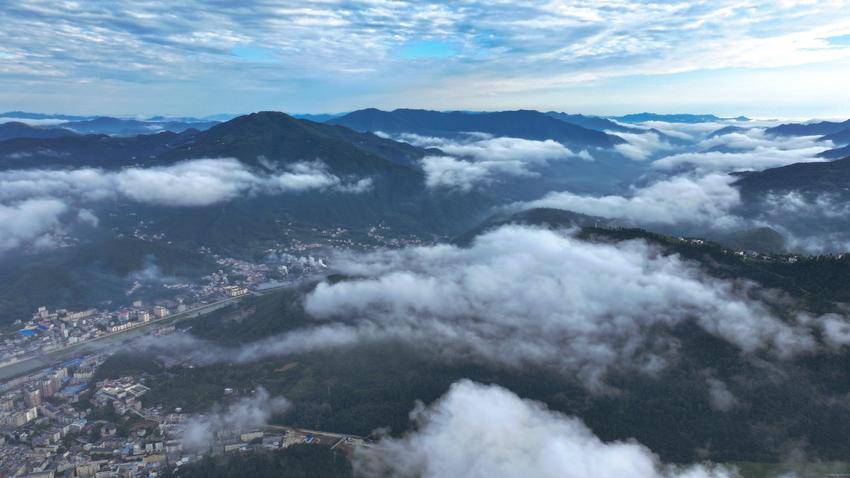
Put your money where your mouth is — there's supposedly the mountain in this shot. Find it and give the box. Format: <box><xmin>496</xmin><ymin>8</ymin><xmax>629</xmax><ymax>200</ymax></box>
<box><xmin>707</xmin><ymin>125</ymin><xmax>747</xmax><ymax>138</ymax></box>
<box><xmin>0</xmin><ymin>121</ymin><xmax>78</xmax><ymax>141</ymax></box>
<box><xmin>123</xmin><ymin>214</ymin><xmax>850</xmax><ymax>468</ymax></box>
<box><xmin>0</xmin><ymin>111</ymin><xmax>92</xmax><ymax>121</ymax></box>
<box><xmin>327</xmin><ymin>108</ymin><xmax>626</xmax><ymax>149</ymax></box>
<box><xmin>820</xmin><ymin>128</ymin><xmax>850</xmax><ymax>146</ymax></box>
<box><xmin>104</xmin><ymin>112</ymin><xmax>494</xmax><ymax>252</ymax></box>
<box><xmin>765</xmin><ymin>119</ymin><xmax>850</xmax><ymax>137</ymax></box>
<box><xmin>710</xmin><ymin>226</ymin><xmax>786</xmax><ymax>253</ymax></box>
<box><xmin>62</xmin><ymin>116</ymin><xmax>219</xmax><ymax>135</ymax></box>
<box><xmin>818</xmin><ymin>144</ymin><xmax>850</xmax><ymax>159</ymax></box>
<box><xmin>734</xmin><ymin>155</ymin><xmax>850</xmax><ymax>195</ymax></box>
<box><xmin>0</xmin><ymin>130</ymin><xmax>198</xmax><ymax>169</ymax></box>
<box><xmin>294</xmin><ymin>113</ymin><xmax>341</xmax><ymax>122</ymax></box>
<box><xmin>454</xmin><ymin>207</ymin><xmax>612</xmax><ymax>245</ymax></box>
<box><xmin>159</xmin><ymin>111</ymin><xmax>433</xmax><ymax>169</ymax></box>
<box><xmin>201</xmin><ymin>113</ymin><xmax>240</xmax><ymax>122</ymax></box>
<box><xmin>544</xmin><ymin>112</ymin><xmax>642</xmax><ymax>134</ymax></box>
<box><xmin>610</xmin><ymin>113</ymin><xmax>746</xmax><ymax>124</ymax></box>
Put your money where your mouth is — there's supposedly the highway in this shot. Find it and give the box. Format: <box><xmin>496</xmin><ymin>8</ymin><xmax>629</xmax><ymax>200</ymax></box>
<box><xmin>0</xmin><ymin>294</ymin><xmax>247</xmax><ymax>382</ymax></box>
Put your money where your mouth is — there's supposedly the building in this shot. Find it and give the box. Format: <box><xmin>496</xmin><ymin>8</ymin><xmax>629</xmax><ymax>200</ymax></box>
<box><xmin>224</xmin><ymin>286</ymin><xmax>248</xmax><ymax>297</ymax></box>
<box><xmin>24</xmin><ymin>388</ymin><xmax>42</xmax><ymax>408</ymax></box>
<box><xmin>153</xmin><ymin>306</ymin><xmax>169</xmax><ymax>318</ymax></box>
<box><xmin>61</xmin><ymin>309</ymin><xmax>96</xmax><ymax>322</ymax></box>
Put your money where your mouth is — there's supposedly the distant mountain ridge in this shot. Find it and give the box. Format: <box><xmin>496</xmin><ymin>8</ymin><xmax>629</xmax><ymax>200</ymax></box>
<box><xmin>544</xmin><ymin>112</ymin><xmax>643</xmax><ymax>134</ymax></box>
<box><xmin>327</xmin><ymin>108</ymin><xmax>626</xmax><ymax>149</ymax></box>
<box><xmin>62</xmin><ymin>116</ymin><xmax>219</xmax><ymax>135</ymax></box>
<box><xmin>0</xmin><ymin>121</ymin><xmax>78</xmax><ymax>141</ymax></box>
<box><xmin>820</xmin><ymin>128</ymin><xmax>850</xmax><ymax>146</ymax></box>
<box><xmin>734</xmin><ymin>155</ymin><xmax>850</xmax><ymax>195</ymax></box>
<box><xmin>0</xmin><ymin>130</ymin><xmax>199</xmax><ymax>169</ymax></box>
<box><xmin>609</xmin><ymin>113</ymin><xmax>749</xmax><ymax>124</ymax></box>
<box><xmin>0</xmin><ymin>111</ymin><xmax>93</xmax><ymax>121</ymax></box>
<box><xmin>765</xmin><ymin>119</ymin><xmax>850</xmax><ymax>137</ymax></box>
<box><xmin>818</xmin><ymin>144</ymin><xmax>850</xmax><ymax>159</ymax></box>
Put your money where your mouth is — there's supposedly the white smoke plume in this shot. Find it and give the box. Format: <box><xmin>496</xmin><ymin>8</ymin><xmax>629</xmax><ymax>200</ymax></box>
<box><xmin>181</xmin><ymin>387</ymin><xmax>290</xmax><ymax>451</ymax></box>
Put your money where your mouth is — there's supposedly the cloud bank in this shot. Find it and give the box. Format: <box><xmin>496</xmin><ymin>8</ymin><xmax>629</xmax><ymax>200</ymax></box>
<box><xmin>516</xmin><ymin>120</ymin><xmax>838</xmax><ymax>248</ymax></box>
<box><xmin>386</xmin><ymin>132</ymin><xmax>590</xmax><ymax>191</ymax></box>
<box><xmin>519</xmin><ymin>174</ymin><xmax>742</xmax><ymax>228</ymax></box>
<box><xmin>134</xmin><ymin>224</ymin><xmax>850</xmax><ymax>393</ymax></box>
<box><xmin>0</xmin><ymin>157</ymin><xmax>371</xmax><ymax>252</ymax></box>
<box><xmin>354</xmin><ymin>380</ymin><xmax>734</xmax><ymax>478</ymax></box>
<box><xmin>296</xmin><ymin>225</ymin><xmax>826</xmax><ymax>388</ymax></box>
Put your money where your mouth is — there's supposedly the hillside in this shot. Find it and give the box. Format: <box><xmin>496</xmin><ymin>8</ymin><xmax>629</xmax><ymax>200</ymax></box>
<box><xmin>544</xmin><ymin>112</ymin><xmax>641</xmax><ymax>133</ymax></box>
<box><xmin>766</xmin><ymin>119</ymin><xmax>850</xmax><ymax>137</ymax></box>
<box><xmin>818</xmin><ymin>144</ymin><xmax>850</xmax><ymax>159</ymax></box>
<box><xmin>62</xmin><ymin>116</ymin><xmax>219</xmax><ymax>135</ymax></box>
<box><xmin>113</xmin><ymin>216</ymin><xmax>850</xmax><ymax>467</ymax></box>
<box><xmin>0</xmin><ymin>121</ymin><xmax>78</xmax><ymax>141</ymax></box>
<box><xmin>327</xmin><ymin>108</ymin><xmax>625</xmax><ymax>148</ymax></box>
<box><xmin>610</xmin><ymin>113</ymin><xmax>742</xmax><ymax>123</ymax></box>
<box><xmin>821</xmin><ymin>128</ymin><xmax>850</xmax><ymax>146</ymax></box>
<box><xmin>734</xmin><ymin>155</ymin><xmax>850</xmax><ymax>195</ymax></box>
<box><xmin>161</xmin><ymin>111</ymin><xmax>430</xmax><ymax>170</ymax></box>
<box><xmin>0</xmin><ymin>130</ymin><xmax>198</xmax><ymax>169</ymax></box>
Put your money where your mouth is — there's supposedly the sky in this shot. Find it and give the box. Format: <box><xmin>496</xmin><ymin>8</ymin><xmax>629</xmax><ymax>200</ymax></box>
<box><xmin>1</xmin><ymin>0</ymin><xmax>849</xmax><ymax>118</ymax></box>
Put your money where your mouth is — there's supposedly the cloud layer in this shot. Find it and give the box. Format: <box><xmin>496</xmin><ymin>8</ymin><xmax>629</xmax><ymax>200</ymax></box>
<box><xmin>520</xmin><ymin>174</ymin><xmax>742</xmax><ymax>227</ymax></box>
<box><xmin>0</xmin><ymin>158</ymin><xmax>370</xmax><ymax>252</ymax></box>
<box><xmin>516</xmin><ymin>120</ymin><xmax>839</xmax><ymax>248</ymax></box>
<box><xmin>354</xmin><ymin>380</ymin><xmax>733</xmax><ymax>478</ymax></box>
<box><xmin>296</xmin><ymin>225</ymin><xmax>828</xmax><ymax>388</ymax></box>
<box><xmin>385</xmin><ymin>132</ymin><xmax>590</xmax><ymax>191</ymax></box>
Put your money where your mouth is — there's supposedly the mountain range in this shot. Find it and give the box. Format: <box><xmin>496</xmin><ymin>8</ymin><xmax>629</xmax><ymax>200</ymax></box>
<box><xmin>60</xmin><ymin>116</ymin><xmax>219</xmax><ymax>135</ymax></box>
<box><xmin>735</xmin><ymin>154</ymin><xmax>850</xmax><ymax>196</ymax></box>
<box><xmin>609</xmin><ymin>113</ymin><xmax>749</xmax><ymax>123</ymax></box>
<box><xmin>766</xmin><ymin>119</ymin><xmax>850</xmax><ymax>137</ymax></box>
<box><xmin>0</xmin><ymin>121</ymin><xmax>78</xmax><ymax>141</ymax></box>
<box><xmin>327</xmin><ymin>108</ymin><xmax>626</xmax><ymax>149</ymax></box>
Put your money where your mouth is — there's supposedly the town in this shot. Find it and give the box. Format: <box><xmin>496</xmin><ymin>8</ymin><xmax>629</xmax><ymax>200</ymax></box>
<box><xmin>0</xmin><ymin>223</ymin><xmax>427</xmax><ymax>477</ymax></box>
<box><xmin>0</xmin><ymin>355</ymin><xmax>367</xmax><ymax>476</ymax></box>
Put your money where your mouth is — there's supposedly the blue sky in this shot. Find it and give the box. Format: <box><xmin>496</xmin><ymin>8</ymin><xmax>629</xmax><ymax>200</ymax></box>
<box><xmin>1</xmin><ymin>1</ymin><xmax>849</xmax><ymax>118</ymax></box>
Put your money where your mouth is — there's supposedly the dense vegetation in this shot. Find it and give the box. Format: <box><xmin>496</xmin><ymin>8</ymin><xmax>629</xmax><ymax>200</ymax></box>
<box><xmin>93</xmin><ymin>240</ymin><xmax>850</xmax><ymax>465</ymax></box>
<box><xmin>0</xmin><ymin>236</ymin><xmax>214</xmax><ymax>326</ymax></box>
<box><xmin>163</xmin><ymin>445</ymin><xmax>352</xmax><ymax>478</ymax></box>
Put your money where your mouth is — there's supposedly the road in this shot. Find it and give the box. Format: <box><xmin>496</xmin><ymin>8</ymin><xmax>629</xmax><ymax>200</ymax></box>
<box><xmin>0</xmin><ymin>294</ymin><xmax>248</xmax><ymax>382</ymax></box>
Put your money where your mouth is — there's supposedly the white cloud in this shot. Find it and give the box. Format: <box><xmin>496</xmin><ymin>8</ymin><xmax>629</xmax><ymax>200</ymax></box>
<box><xmin>706</xmin><ymin>377</ymin><xmax>739</xmax><ymax>412</ymax></box>
<box><xmin>181</xmin><ymin>387</ymin><xmax>290</xmax><ymax>451</ymax></box>
<box><xmin>518</xmin><ymin>174</ymin><xmax>742</xmax><ymax>227</ymax></box>
<box><xmin>613</xmin><ymin>131</ymin><xmax>674</xmax><ymax>161</ymax></box>
<box><xmin>399</xmin><ymin>132</ymin><xmax>585</xmax><ymax>165</ymax></box>
<box><xmin>421</xmin><ymin>155</ymin><xmax>493</xmax><ymax>192</ymax></box>
<box><xmin>392</xmin><ymin>133</ymin><xmax>590</xmax><ymax>191</ymax></box>
<box><xmin>0</xmin><ymin>198</ymin><xmax>68</xmax><ymax>252</ymax></box>
<box><xmin>76</xmin><ymin>208</ymin><xmax>99</xmax><ymax>227</ymax></box>
<box><xmin>652</xmin><ymin>129</ymin><xmax>831</xmax><ymax>173</ymax></box>
<box><xmin>0</xmin><ymin>158</ymin><xmax>371</xmax><ymax>251</ymax></box>
<box><xmin>300</xmin><ymin>225</ymin><xmax>820</xmax><ymax>389</ymax></box>
<box><xmin>354</xmin><ymin>380</ymin><xmax>734</xmax><ymax>478</ymax></box>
